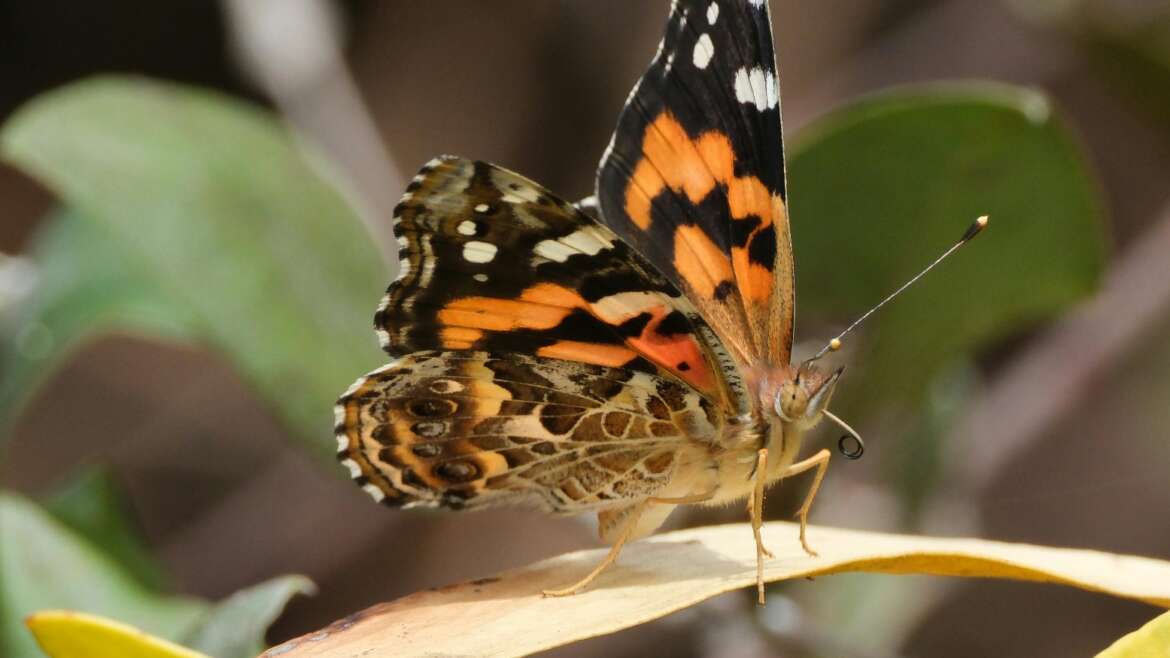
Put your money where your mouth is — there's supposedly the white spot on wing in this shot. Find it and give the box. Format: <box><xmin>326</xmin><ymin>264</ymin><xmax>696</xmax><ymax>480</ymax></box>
<box><xmin>457</xmin><ymin>220</ymin><xmax>477</xmax><ymax>236</ymax></box>
<box><xmin>748</xmin><ymin>0</ymin><xmax>764</xmax><ymax>6</ymax></box>
<box><xmin>462</xmin><ymin>241</ymin><xmax>498</xmax><ymax>263</ymax></box>
<box><xmin>734</xmin><ymin>67</ymin><xmax>778</xmax><ymax>112</ymax></box>
<box><xmin>707</xmin><ymin>2</ymin><xmax>719</xmax><ymax>24</ymax></box>
<box><xmin>534</xmin><ymin>227</ymin><xmax>614</xmax><ymax>263</ymax></box>
<box><xmin>534</xmin><ymin>239</ymin><xmax>575</xmax><ymax>263</ymax></box>
<box><xmin>473</xmin><ymin>273</ymin><xmax>489</xmax><ymax>283</ymax></box>
<box><xmin>474</xmin><ymin>203</ymin><xmax>490</xmax><ymax>213</ymax></box>
<box><xmin>693</xmin><ymin>33</ymin><xmax>714</xmax><ymax>69</ymax></box>
<box><xmin>341</xmin><ymin>458</ymin><xmax>362</xmax><ymax>478</ymax></box>
<box><xmin>416</xmin><ymin>233</ymin><xmax>436</xmax><ymax>288</ymax></box>
<box><xmin>563</xmin><ymin>227</ymin><xmax>614</xmax><ymax>254</ymax></box>
<box><xmin>591</xmin><ymin>291</ymin><xmax>669</xmax><ymax>324</ymax></box>
<box><xmin>362</xmin><ymin>483</ymin><xmax>386</xmax><ymax>502</ymax></box>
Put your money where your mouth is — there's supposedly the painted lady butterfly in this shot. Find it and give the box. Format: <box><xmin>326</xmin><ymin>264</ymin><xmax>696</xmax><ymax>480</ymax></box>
<box><xmin>335</xmin><ymin>0</ymin><xmax>983</xmax><ymax>602</ymax></box>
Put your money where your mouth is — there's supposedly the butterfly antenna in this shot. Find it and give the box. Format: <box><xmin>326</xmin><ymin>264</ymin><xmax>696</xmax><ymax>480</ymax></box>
<box><xmin>809</xmin><ymin>215</ymin><xmax>989</xmax><ymax>362</ymax></box>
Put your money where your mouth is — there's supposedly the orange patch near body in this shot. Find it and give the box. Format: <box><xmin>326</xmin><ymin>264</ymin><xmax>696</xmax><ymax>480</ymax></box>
<box><xmin>536</xmin><ymin>341</ymin><xmax>637</xmax><ymax>367</ymax></box>
<box><xmin>623</xmin><ymin>112</ymin><xmax>781</xmax><ymax>302</ymax></box>
<box><xmin>627</xmin><ymin>305</ymin><xmax>715</xmax><ymax>393</ymax></box>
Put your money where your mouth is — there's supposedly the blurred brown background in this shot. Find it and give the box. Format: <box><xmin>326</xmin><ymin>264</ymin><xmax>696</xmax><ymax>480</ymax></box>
<box><xmin>3</xmin><ymin>1</ymin><xmax>1170</xmax><ymax>657</ymax></box>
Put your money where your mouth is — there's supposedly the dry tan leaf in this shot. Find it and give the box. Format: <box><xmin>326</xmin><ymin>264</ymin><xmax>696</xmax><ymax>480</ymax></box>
<box><xmin>264</xmin><ymin>522</ymin><xmax>1170</xmax><ymax>658</ymax></box>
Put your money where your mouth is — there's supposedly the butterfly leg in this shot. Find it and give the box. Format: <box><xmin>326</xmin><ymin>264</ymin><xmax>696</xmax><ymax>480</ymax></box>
<box><xmin>749</xmin><ymin>448</ymin><xmax>773</xmax><ymax>605</ymax></box>
<box><xmin>780</xmin><ymin>448</ymin><xmax>831</xmax><ymax>557</ymax></box>
<box><xmin>542</xmin><ymin>500</ymin><xmax>648</xmax><ymax>598</ymax></box>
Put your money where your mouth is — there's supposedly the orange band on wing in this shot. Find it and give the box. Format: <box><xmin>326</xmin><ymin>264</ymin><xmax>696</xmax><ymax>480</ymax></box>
<box><xmin>536</xmin><ymin>341</ymin><xmax>638</xmax><ymax>367</ymax></box>
<box><xmin>623</xmin><ymin>112</ymin><xmax>782</xmax><ymax>302</ymax></box>
<box><xmin>438</xmin><ymin>297</ymin><xmax>571</xmax><ymax>332</ymax></box>
<box><xmin>440</xmin><ymin>326</ymin><xmax>484</xmax><ymax>349</ymax></box>
<box><xmin>674</xmin><ymin>225</ymin><xmax>733</xmax><ymax>298</ymax></box>
<box><xmin>438</xmin><ymin>281</ymin><xmax>719</xmax><ymax>396</ymax></box>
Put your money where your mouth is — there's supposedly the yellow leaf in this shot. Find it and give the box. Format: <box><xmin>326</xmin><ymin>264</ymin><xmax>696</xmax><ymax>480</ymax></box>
<box><xmin>263</xmin><ymin>521</ymin><xmax>1170</xmax><ymax>658</ymax></box>
<box><xmin>26</xmin><ymin>610</ymin><xmax>210</xmax><ymax>658</ymax></box>
<box><xmin>1097</xmin><ymin>609</ymin><xmax>1170</xmax><ymax>658</ymax></box>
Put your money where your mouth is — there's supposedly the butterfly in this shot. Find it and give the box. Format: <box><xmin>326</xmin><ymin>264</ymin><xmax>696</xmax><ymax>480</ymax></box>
<box><xmin>337</xmin><ymin>0</ymin><xmax>847</xmax><ymax>603</ymax></box>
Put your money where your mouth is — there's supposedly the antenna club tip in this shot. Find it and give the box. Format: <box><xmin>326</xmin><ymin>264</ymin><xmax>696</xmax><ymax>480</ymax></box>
<box><xmin>829</xmin><ymin>338</ymin><xmax>842</xmax><ymax>351</ymax></box>
<box><xmin>961</xmin><ymin>215</ymin><xmax>990</xmax><ymax>242</ymax></box>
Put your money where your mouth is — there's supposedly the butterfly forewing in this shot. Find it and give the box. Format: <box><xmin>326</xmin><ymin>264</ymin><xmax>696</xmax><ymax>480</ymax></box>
<box><xmin>381</xmin><ymin>155</ymin><xmax>749</xmax><ymax>411</ymax></box>
<box><xmin>596</xmin><ymin>0</ymin><xmax>794</xmax><ymax>366</ymax></box>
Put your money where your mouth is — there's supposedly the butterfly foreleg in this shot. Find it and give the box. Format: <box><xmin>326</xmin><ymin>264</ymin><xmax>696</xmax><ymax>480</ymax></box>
<box><xmin>780</xmin><ymin>448</ymin><xmax>832</xmax><ymax>557</ymax></box>
<box><xmin>542</xmin><ymin>500</ymin><xmax>650</xmax><ymax>598</ymax></box>
<box><xmin>748</xmin><ymin>447</ymin><xmax>774</xmax><ymax>605</ymax></box>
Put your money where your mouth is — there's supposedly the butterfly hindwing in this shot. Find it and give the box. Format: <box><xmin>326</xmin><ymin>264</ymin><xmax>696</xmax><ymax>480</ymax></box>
<box><xmin>382</xmin><ymin>155</ymin><xmax>749</xmax><ymax>413</ymax></box>
<box><xmin>596</xmin><ymin>0</ymin><xmax>794</xmax><ymax>366</ymax></box>
<box><xmin>336</xmin><ymin>351</ymin><xmax>722</xmax><ymax>512</ymax></box>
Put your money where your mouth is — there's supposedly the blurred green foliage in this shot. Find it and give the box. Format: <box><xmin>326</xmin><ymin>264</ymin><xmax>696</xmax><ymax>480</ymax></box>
<box><xmin>0</xmin><ymin>472</ymin><xmax>312</xmax><ymax>658</ymax></box>
<box><xmin>44</xmin><ymin>466</ymin><xmax>170</xmax><ymax>591</ymax></box>
<box><xmin>1</xmin><ymin>77</ymin><xmax>387</xmax><ymax>455</ymax></box>
<box><xmin>0</xmin><ymin>491</ymin><xmax>204</xmax><ymax>658</ymax></box>
<box><xmin>0</xmin><ymin>210</ymin><xmax>199</xmax><ymax>432</ymax></box>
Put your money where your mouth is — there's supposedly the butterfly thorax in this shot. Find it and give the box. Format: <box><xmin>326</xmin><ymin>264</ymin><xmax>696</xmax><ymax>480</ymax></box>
<box><xmin>657</xmin><ymin>362</ymin><xmax>840</xmax><ymax>508</ymax></box>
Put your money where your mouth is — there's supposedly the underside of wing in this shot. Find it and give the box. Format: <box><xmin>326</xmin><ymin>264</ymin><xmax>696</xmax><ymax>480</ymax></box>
<box><xmin>381</xmin><ymin>155</ymin><xmax>749</xmax><ymax>413</ymax></box>
<box><xmin>596</xmin><ymin>0</ymin><xmax>795</xmax><ymax>365</ymax></box>
<box><xmin>335</xmin><ymin>351</ymin><xmax>722</xmax><ymax>512</ymax></box>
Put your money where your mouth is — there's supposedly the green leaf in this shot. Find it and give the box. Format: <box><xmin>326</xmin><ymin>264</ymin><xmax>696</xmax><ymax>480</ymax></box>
<box><xmin>0</xmin><ymin>493</ymin><xmax>207</xmax><ymax>658</ymax></box>
<box><xmin>0</xmin><ymin>76</ymin><xmax>388</xmax><ymax>454</ymax></box>
<box><xmin>182</xmin><ymin>576</ymin><xmax>316</xmax><ymax>658</ymax></box>
<box><xmin>0</xmin><ymin>209</ymin><xmax>199</xmax><ymax>431</ymax></box>
<box><xmin>1097</xmin><ymin>609</ymin><xmax>1170</xmax><ymax>658</ymax></box>
<box><xmin>789</xmin><ymin>83</ymin><xmax>1106</xmax><ymax>413</ymax></box>
<box><xmin>44</xmin><ymin>466</ymin><xmax>168</xmax><ymax>591</ymax></box>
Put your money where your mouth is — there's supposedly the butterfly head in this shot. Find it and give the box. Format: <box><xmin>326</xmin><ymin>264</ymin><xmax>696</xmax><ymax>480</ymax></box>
<box><xmin>770</xmin><ymin>363</ymin><xmax>843</xmax><ymax>431</ymax></box>
<box><xmin>764</xmin><ymin>362</ymin><xmax>864</xmax><ymax>459</ymax></box>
